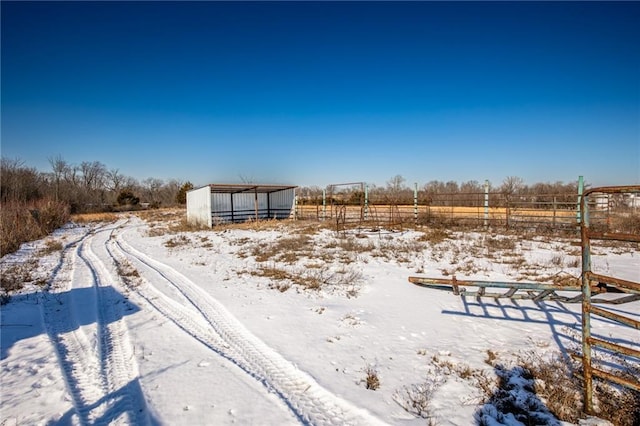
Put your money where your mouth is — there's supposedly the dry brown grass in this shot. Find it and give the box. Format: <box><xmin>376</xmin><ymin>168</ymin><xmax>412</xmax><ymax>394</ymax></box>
<box><xmin>249</xmin><ymin>234</ymin><xmax>314</xmax><ymax>263</ymax></box>
<box><xmin>505</xmin><ymin>353</ymin><xmax>583</xmax><ymax>423</ymax></box>
<box><xmin>164</xmin><ymin>235</ymin><xmax>190</xmax><ymax>248</ymax></box>
<box><xmin>135</xmin><ymin>207</ymin><xmax>184</xmax><ymax>223</ymax></box>
<box><xmin>611</xmin><ymin>214</ymin><xmax>640</xmax><ymax>234</ymax></box>
<box><xmin>484</xmin><ymin>235</ymin><xmax>517</xmax><ymax>251</ymax></box>
<box><xmin>38</xmin><ymin>239</ymin><xmax>64</xmax><ymax>255</ymax></box>
<box><xmin>396</xmin><ymin>347</ymin><xmax>639</xmax><ymax>425</ymax></box>
<box><xmin>168</xmin><ymin>218</ymin><xmax>211</xmax><ymax>233</ymax></box>
<box><xmin>246</xmin><ymin>261</ymin><xmax>362</xmax><ymax>295</ymax></box>
<box><xmin>417</xmin><ymin>228</ymin><xmax>452</xmax><ymax>244</ymax></box>
<box><xmin>213</xmin><ymin>218</ymin><xmax>294</xmax><ymax>232</ymax></box>
<box><xmin>71</xmin><ymin>212</ymin><xmax>119</xmax><ymax>223</ymax></box>
<box><xmin>1</xmin><ymin>199</ymin><xmax>70</xmax><ymax>256</ymax></box>
<box><xmin>497</xmin><ymin>349</ymin><xmax>640</xmax><ymax>426</ymax></box>
<box><xmin>0</xmin><ymin>259</ymin><xmax>42</xmax><ymax>302</ymax></box>
<box><xmin>363</xmin><ymin>365</ymin><xmax>380</xmax><ymax>390</ymax></box>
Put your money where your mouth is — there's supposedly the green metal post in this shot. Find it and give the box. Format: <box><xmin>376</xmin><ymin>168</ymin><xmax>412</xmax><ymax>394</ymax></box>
<box><xmin>484</xmin><ymin>180</ymin><xmax>489</xmax><ymax>228</ymax></box>
<box><xmin>577</xmin><ymin>175</ymin><xmax>584</xmax><ymax>224</ymax></box>
<box><xmin>580</xmin><ymin>185</ymin><xmax>593</xmax><ymax>414</ymax></box>
<box><xmin>414</xmin><ymin>182</ymin><xmax>418</xmax><ymax>224</ymax></box>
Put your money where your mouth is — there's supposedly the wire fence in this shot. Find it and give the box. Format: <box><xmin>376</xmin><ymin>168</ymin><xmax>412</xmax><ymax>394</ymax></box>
<box><xmin>295</xmin><ymin>190</ymin><xmax>640</xmax><ymax>234</ymax></box>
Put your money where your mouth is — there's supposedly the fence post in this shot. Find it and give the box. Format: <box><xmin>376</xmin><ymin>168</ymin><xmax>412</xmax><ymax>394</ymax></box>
<box><xmin>322</xmin><ymin>189</ymin><xmax>326</xmax><ymax>221</ymax></box>
<box><xmin>414</xmin><ymin>182</ymin><xmax>418</xmax><ymax>224</ymax></box>
<box><xmin>484</xmin><ymin>180</ymin><xmax>489</xmax><ymax>228</ymax></box>
<box><xmin>580</xmin><ymin>186</ymin><xmax>593</xmax><ymax>414</ymax></box>
<box><xmin>506</xmin><ymin>197</ymin><xmax>510</xmax><ymax>230</ymax></box>
<box><xmin>577</xmin><ymin>175</ymin><xmax>583</xmax><ymax>224</ymax></box>
<box><xmin>364</xmin><ymin>184</ymin><xmax>369</xmax><ymax>221</ymax></box>
<box><xmin>553</xmin><ymin>196</ymin><xmax>557</xmax><ymax>228</ymax></box>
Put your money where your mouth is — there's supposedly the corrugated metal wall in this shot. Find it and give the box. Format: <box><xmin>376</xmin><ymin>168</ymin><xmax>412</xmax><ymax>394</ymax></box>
<box><xmin>189</xmin><ymin>186</ymin><xmax>296</xmax><ymax>226</ymax></box>
<box><xmin>186</xmin><ymin>186</ymin><xmax>212</xmax><ymax>227</ymax></box>
<box><xmin>211</xmin><ymin>188</ymin><xmax>295</xmax><ymax>223</ymax></box>
<box><xmin>268</xmin><ymin>188</ymin><xmax>296</xmax><ymax>218</ymax></box>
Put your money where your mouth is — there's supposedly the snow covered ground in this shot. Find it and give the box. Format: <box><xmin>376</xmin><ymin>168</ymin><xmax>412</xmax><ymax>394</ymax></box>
<box><xmin>1</xmin><ymin>212</ymin><xmax>638</xmax><ymax>425</ymax></box>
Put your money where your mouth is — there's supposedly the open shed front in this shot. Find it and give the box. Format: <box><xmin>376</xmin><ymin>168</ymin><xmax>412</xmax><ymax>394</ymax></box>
<box><xmin>186</xmin><ymin>184</ymin><xmax>297</xmax><ymax>227</ymax></box>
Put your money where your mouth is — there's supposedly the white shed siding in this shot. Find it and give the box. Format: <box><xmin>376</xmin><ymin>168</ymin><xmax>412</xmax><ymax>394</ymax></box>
<box><xmin>188</xmin><ymin>184</ymin><xmax>296</xmax><ymax>226</ymax></box>
<box><xmin>269</xmin><ymin>188</ymin><xmax>296</xmax><ymax>218</ymax></box>
<box><xmin>186</xmin><ymin>186</ymin><xmax>212</xmax><ymax>227</ymax></box>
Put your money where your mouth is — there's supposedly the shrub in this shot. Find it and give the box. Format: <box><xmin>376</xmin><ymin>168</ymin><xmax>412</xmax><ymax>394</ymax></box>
<box><xmin>613</xmin><ymin>214</ymin><xmax>640</xmax><ymax>234</ymax></box>
<box><xmin>393</xmin><ymin>380</ymin><xmax>441</xmax><ymax>420</ymax></box>
<box><xmin>175</xmin><ymin>181</ymin><xmax>194</xmax><ymax>205</ymax></box>
<box><xmin>164</xmin><ymin>235</ymin><xmax>190</xmax><ymax>248</ymax></box>
<box><xmin>39</xmin><ymin>239</ymin><xmax>64</xmax><ymax>255</ymax></box>
<box><xmin>0</xmin><ymin>259</ymin><xmax>40</xmax><ymax>298</ymax></box>
<box><xmin>363</xmin><ymin>365</ymin><xmax>380</xmax><ymax>390</ymax></box>
<box><xmin>117</xmin><ymin>189</ymin><xmax>140</xmax><ymax>206</ymax></box>
<box><xmin>0</xmin><ymin>199</ymin><xmax>69</xmax><ymax>257</ymax></box>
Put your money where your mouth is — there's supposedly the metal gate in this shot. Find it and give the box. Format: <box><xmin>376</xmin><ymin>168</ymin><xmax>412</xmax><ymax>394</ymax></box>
<box><xmin>580</xmin><ymin>185</ymin><xmax>640</xmax><ymax>414</ymax></box>
<box><xmin>409</xmin><ymin>183</ymin><xmax>640</xmax><ymax>416</ymax></box>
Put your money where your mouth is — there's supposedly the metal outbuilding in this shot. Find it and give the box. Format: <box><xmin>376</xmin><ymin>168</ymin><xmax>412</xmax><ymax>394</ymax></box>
<box><xmin>186</xmin><ymin>184</ymin><xmax>297</xmax><ymax>227</ymax></box>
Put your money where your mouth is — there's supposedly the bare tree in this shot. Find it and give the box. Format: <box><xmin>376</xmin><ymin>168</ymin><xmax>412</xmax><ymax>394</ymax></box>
<box><xmin>238</xmin><ymin>174</ymin><xmax>256</xmax><ymax>184</ymax></box>
<box><xmin>106</xmin><ymin>168</ymin><xmax>125</xmax><ymax>192</ymax></box>
<box><xmin>78</xmin><ymin>161</ymin><xmax>108</xmax><ymax>209</ymax></box>
<box><xmin>80</xmin><ymin>161</ymin><xmax>107</xmax><ymax>191</ymax></box>
<box><xmin>142</xmin><ymin>177</ymin><xmax>164</xmax><ymax>206</ymax></box>
<box><xmin>385</xmin><ymin>175</ymin><xmax>409</xmax><ymax>205</ymax></box>
<box><xmin>48</xmin><ymin>155</ymin><xmax>69</xmax><ymax>202</ymax></box>
<box><xmin>0</xmin><ymin>157</ymin><xmax>43</xmax><ymax>202</ymax></box>
<box><xmin>500</xmin><ymin>176</ymin><xmax>524</xmax><ymax>198</ymax></box>
<box><xmin>158</xmin><ymin>179</ymin><xmax>181</xmax><ymax>206</ymax></box>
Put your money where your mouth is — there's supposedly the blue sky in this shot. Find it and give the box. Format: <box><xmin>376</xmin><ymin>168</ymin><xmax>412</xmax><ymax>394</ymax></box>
<box><xmin>2</xmin><ymin>1</ymin><xmax>639</xmax><ymax>188</ymax></box>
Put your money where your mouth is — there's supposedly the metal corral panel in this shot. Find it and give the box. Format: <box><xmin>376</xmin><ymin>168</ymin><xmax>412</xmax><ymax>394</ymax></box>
<box><xmin>186</xmin><ymin>186</ymin><xmax>212</xmax><ymax>227</ymax></box>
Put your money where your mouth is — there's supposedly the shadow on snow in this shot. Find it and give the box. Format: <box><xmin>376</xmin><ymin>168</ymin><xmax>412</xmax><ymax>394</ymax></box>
<box><xmin>0</xmin><ymin>285</ymin><xmax>160</xmax><ymax>425</ymax></box>
<box><xmin>1</xmin><ymin>286</ymin><xmax>139</xmax><ymax>360</ymax></box>
<box><xmin>440</xmin><ymin>295</ymin><xmax>639</xmax><ymax>425</ymax></box>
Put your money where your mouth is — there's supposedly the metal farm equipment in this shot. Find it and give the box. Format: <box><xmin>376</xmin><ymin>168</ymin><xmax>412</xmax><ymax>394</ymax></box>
<box><xmin>409</xmin><ymin>184</ymin><xmax>640</xmax><ymax>416</ymax></box>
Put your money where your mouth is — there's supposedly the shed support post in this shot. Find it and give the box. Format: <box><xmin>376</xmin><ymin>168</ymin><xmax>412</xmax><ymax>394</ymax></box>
<box><xmin>230</xmin><ymin>193</ymin><xmax>235</xmax><ymax>223</ymax></box>
<box><xmin>254</xmin><ymin>188</ymin><xmax>259</xmax><ymax>221</ymax></box>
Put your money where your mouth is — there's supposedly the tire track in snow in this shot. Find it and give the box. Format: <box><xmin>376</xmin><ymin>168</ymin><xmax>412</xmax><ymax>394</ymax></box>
<box><xmin>41</xmin><ymin>221</ymin><xmax>149</xmax><ymax>425</ymax></box>
<box><xmin>41</xmin><ymin>236</ymin><xmax>109</xmax><ymax>425</ymax></box>
<box><xmin>113</xmin><ymin>227</ymin><xmax>385</xmax><ymax>426</ymax></box>
<box><xmin>104</xmin><ymin>229</ymin><xmax>233</xmax><ymax>353</ymax></box>
<box><xmin>80</xmin><ymin>228</ymin><xmax>150</xmax><ymax>425</ymax></box>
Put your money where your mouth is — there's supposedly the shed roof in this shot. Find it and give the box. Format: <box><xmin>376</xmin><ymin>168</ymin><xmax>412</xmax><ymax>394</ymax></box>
<box><xmin>206</xmin><ymin>184</ymin><xmax>297</xmax><ymax>194</ymax></box>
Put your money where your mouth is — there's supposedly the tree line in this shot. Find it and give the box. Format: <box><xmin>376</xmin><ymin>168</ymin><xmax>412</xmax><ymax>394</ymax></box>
<box><xmin>1</xmin><ymin>156</ymin><xmax>193</xmax><ymax>212</ymax></box>
<box><xmin>296</xmin><ymin>175</ymin><xmax>581</xmax><ymax>207</ymax></box>
<box><xmin>0</xmin><ymin>156</ymin><xmax>193</xmax><ymax>256</ymax></box>
<box><xmin>0</xmin><ymin>157</ymin><xmax>585</xmax><ymax>257</ymax></box>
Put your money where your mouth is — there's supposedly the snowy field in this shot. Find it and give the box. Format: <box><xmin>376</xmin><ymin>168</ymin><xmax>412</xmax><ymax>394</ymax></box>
<box><xmin>1</xmin><ymin>211</ymin><xmax>638</xmax><ymax>425</ymax></box>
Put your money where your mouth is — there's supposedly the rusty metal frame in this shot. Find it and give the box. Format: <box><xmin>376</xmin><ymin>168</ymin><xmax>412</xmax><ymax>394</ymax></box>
<box><xmin>325</xmin><ymin>182</ymin><xmax>367</xmax><ymax>231</ymax></box>
<box><xmin>408</xmin><ymin>184</ymin><xmax>640</xmax><ymax>416</ymax></box>
<box><xmin>580</xmin><ymin>185</ymin><xmax>640</xmax><ymax>414</ymax></box>
<box><xmin>407</xmin><ymin>276</ymin><xmax>639</xmax><ymax>304</ymax></box>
